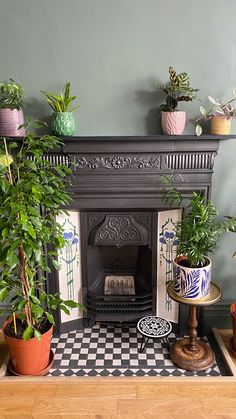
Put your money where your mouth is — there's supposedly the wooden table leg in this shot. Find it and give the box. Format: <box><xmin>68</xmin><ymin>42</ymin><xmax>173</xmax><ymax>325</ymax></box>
<box><xmin>170</xmin><ymin>305</ymin><xmax>216</xmax><ymax>371</ymax></box>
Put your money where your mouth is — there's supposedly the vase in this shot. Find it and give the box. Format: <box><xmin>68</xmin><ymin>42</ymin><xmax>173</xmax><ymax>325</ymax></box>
<box><xmin>51</xmin><ymin>112</ymin><xmax>75</xmax><ymax>136</ymax></box>
<box><xmin>173</xmin><ymin>255</ymin><xmax>211</xmax><ymax>300</ymax></box>
<box><xmin>161</xmin><ymin>111</ymin><xmax>186</xmax><ymax>135</ymax></box>
<box><xmin>0</xmin><ymin>109</ymin><xmax>25</xmax><ymax>137</ymax></box>
<box><xmin>210</xmin><ymin>116</ymin><xmax>231</xmax><ymax>135</ymax></box>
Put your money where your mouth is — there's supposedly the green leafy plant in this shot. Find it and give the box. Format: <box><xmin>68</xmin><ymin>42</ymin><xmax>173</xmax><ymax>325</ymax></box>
<box><xmin>161</xmin><ymin>176</ymin><xmax>236</xmax><ymax>267</ymax></box>
<box><xmin>41</xmin><ymin>82</ymin><xmax>78</xmax><ymax>113</ymax></box>
<box><xmin>0</xmin><ymin>119</ymin><xmax>83</xmax><ymax>340</ymax></box>
<box><xmin>193</xmin><ymin>89</ymin><xmax>236</xmax><ymax>136</ymax></box>
<box><xmin>0</xmin><ymin>79</ymin><xmax>24</xmax><ymax>110</ymax></box>
<box><xmin>156</xmin><ymin>67</ymin><xmax>199</xmax><ymax>112</ymax></box>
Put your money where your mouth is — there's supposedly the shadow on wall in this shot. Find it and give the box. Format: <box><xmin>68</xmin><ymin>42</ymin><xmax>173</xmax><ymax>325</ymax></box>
<box><xmin>25</xmin><ymin>97</ymin><xmax>52</xmax><ymax>134</ymax></box>
<box><xmin>136</xmin><ymin>89</ymin><xmax>162</xmax><ymax>135</ymax></box>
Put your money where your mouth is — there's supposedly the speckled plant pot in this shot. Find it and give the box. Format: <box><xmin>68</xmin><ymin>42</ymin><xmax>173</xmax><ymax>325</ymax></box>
<box><xmin>0</xmin><ymin>109</ymin><xmax>25</xmax><ymax>136</ymax></box>
<box><xmin>161</xmin><ymin>111</ymin><xmax>186</xmax><ymax>135</ymax></box>
<box><xmin>173</xmin><ymin>255</ymin><xmax>211</xmax><ymax>300</ymax></box>
<box><xmin>51</xmin><ymin>112</ymin><xmax>75</xmax><ymax>136</ymax></box>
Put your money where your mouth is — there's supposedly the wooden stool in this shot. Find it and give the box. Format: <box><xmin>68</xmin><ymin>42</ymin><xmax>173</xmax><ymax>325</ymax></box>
<box><xmin>137</xmin><ymin>316</ymin><xmax>172</xmax><ymax>352</ymax></box>
<box><xmin>167</xmin><ymin>282</ymin><xmax>221</xmax><ymax>371</ymax></box>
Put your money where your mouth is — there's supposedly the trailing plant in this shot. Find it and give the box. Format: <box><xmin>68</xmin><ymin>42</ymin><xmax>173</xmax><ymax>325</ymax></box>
<box><xmin>0</xmin><ymin>119</ymin><xmax>83</xmax><ymax>340</ymax></box>
<box><xmin>0</xmin><ymin>79</ymin><xmax>24</xmax><ymax>110</ymax></box>
<box><xmin>193</xmin><ymin>89</ymin><xmax>236</xmax><ymax>136</ymax></box>
<box><xmin>41</xmin><ymin>81</ymin><xmax>78</xmax><ymax>113</ymax></box>
<box><xmin>161</xmin><ymin>176</ymin><xmax>236</xmax><ymax>268</ymax></box>
<box><xmin>156</xmin><ymin>66</ymin><xmax>199</xmax><ymax>112</ymax></box>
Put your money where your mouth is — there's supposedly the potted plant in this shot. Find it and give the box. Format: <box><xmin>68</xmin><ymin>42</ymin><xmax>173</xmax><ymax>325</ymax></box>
<box><xmin>0</xmin><ymin>79</ymin><xmax>25</xmax><ymax>137</ymax></box>
<box><xmin>162</xmin><ymin>177</ymin><xmax>236</xmax><ymax>300</ymax></box>
<box><xmin>0</xmin><ymin>120</ymin><xmax>82</xmax><ymax>375</ymax></box>
<box><xmin>194</xmin><ymin>90</ymin><xmax>236</xmax><ymax>136</ymax></box>
<box><xmin>156</xmin><ymin>66</ymin><xmax>199</xmax><ymax>135</ymax></box>
<box><xmin>41</xmin><ymin>81</ymin><xmax>78</xmax><ymax>136</ymax></box>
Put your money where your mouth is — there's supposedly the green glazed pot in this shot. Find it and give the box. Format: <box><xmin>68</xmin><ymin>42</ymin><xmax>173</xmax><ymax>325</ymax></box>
<box><xmin>51</xmin><ymin>112</ymin><xmax>75</xmax><ymax>136</ymax></box>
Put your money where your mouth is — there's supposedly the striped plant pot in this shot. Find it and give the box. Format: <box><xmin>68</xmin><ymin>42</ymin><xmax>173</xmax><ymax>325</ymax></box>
<box><xmin>161</xmin><ymin>111</ymin><xmax>186</xmax><ymax>135</ymax></box>
<box><xmin>0</xmin><ymin>109</ymin><xmax>25</xmax><ymax>136</ymax></box>
<box><xmin>210</xmin><ymin>116</ymin><xmax>231</xmax><ymax>135</ymax></box>
<box><xmin>173</xmin><ymin>255</ymin><xmax>211</xmax><ymax>300</ymax></box>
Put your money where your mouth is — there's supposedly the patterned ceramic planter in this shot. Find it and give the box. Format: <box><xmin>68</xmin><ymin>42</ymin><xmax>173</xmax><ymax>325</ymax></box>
<box><xmin>173</xmin><ymin>255</ymin><xmax>211</xmax><ymax>300</ymax></box>
<box><xmin>51</xmin><ymin>112</ymin><xmax>75</xmax><ymax>136</ymax></box>
<box><xmin>0</xmin><ymin>108</ymin><xmax>25</xmax><ymax>136</ymax></box>
<box><xmin>161</xmin><ymin>111</ymin><xmax>186</xmax><ymax>135</ymax></box>
<box><xmin>210</xmin><ymin>116</ymin><xmax>231</xmax><ymax>135</ymax></box>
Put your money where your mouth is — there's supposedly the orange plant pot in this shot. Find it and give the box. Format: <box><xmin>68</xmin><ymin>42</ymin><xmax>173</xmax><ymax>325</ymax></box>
<box><xmin>4</xmin><ymin>317</ymin><xmax>53</xmax><ymax>375</ymax></box>
<box><xmin>230</xmin><ymin>302</ymin><xmax>236</xmax><ymax>357</ymax></box>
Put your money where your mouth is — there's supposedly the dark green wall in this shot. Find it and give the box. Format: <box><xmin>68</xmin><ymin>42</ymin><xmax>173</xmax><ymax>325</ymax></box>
<box><xmin>1</xmin><ymin>0</ymin><xmax>236</xmax><ymax>312</ymax></box>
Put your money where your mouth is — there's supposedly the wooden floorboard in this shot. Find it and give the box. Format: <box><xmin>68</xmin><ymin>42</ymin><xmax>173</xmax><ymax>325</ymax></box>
<box><xmin>0</xmin><ymin>377</ymin><xmax>236</xmax><ymax>417</ymax></box>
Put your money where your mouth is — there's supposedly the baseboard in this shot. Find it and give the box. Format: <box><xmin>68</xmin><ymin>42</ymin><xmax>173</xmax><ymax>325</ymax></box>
<box><xmin>204</xmin><ymin>301</ymin><xmax>232</xmax><ymax>330</ymax></box>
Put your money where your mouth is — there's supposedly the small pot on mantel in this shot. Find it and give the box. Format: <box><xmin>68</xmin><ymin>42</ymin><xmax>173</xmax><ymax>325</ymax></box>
<box><xmin>161</xmin><ymin>111</ymin><xmax>186</xmax><ymax>135</ymax></box>
<box><xmin>0</xmin><ymin>108</ymin><xmax>25</xmax><ymax>137</ymax></box>
<box><xmin>210</xmin><ymin>116</ymin><xmax>231</xmax><ymax>135</ymax></box>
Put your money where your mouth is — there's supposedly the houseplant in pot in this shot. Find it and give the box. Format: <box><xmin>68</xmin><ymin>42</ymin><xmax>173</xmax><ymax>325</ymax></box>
<box><xmin>156</xmin><ymin>66</ymin><xmax>199</xmax><ymax>135</ymax></box>
<box><xmin>0</xmin><ymin>120</ymin><xmax>82</xmax><ymax>375</ymax></box>
<box><xmin>194</xmin><ymin>89</ymin><xmax>236</xmax><ymax>136</ymax></box>
<box><xmin>0</xmin><ymin>79</ymin><xmax>25</xmax><ymax>137</ymax></box>
<box><xmin>162</xmin><ymin>177</ymin><xmax>236</xmax><ymax>300</ymax></box>
<box><xmin>41</xmin><ymin>81</ymin><xmax>78</xmax><ymax>136</ymax></box>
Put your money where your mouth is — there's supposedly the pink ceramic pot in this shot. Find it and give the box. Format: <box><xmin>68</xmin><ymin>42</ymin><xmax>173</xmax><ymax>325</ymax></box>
<box><xmin>0</xmin><ymin>109</ymin><xmax>25</xmax><ymax>136</ymax></box>
<box><xmin>161</xmin><ymin>111</ymin><xmax>186</xmax><ymax>135</ymax></box>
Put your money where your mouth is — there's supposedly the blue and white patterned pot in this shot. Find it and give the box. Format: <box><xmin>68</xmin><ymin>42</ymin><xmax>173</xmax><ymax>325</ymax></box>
<box><xmin>173</xmin><ymin>256</ymin><xmax>211</xmax><ymax>300</ymax></box>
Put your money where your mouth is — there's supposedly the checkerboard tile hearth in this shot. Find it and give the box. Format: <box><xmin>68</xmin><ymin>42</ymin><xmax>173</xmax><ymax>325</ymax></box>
<box><xmin>47</xmin><ymin>324</ymin><xmax>226</xmax><ymax>377</ymax></box>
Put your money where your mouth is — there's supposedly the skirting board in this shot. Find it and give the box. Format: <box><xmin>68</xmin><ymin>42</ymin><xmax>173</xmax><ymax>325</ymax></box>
<box><xmin>212</xmin><ymin>328</ymin><xmax>236</xmax><ymax>376</ymax></box>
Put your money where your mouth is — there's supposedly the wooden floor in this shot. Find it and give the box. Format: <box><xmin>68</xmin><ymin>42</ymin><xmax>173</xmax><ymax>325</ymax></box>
<box><xmin>0</xmin><ymin>376</ymin><xmax>236</xmax><ymax>418</ymax></box>
<box><xmin>0</xmin><ymin>330</ymin><xmax>236</xmax><ymax>418</ymax></box>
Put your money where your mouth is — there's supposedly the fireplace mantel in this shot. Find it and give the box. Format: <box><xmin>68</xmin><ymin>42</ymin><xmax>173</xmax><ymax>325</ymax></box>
<box><xmin>47</xmin><ymin>135</ymin><xmax>228</xmax><ymax>209</ymax></box>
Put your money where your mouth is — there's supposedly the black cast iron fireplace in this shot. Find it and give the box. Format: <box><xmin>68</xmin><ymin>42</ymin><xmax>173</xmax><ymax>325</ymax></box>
<box><xmin>44</xmin><ymin>135</ymin><xmax>222</xmax><ymax>335</ymax></box>
<box><xmin>85</xmin><ymin>211</ymin><xmax>154</xmax><ymax>323</ymax></box>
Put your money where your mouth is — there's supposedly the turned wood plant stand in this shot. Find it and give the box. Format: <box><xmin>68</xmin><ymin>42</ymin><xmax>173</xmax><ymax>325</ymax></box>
<box><xmin>167</xmin><ymin>282</ymin><xmax>222</xmax><ymax>371</ymax></box>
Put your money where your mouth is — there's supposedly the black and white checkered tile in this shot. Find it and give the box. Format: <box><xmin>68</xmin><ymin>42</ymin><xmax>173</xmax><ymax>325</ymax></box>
<box><xmin>48</xmin><ymin>324</ymin><xmax>224</xmax><ymax>377</ymax></box>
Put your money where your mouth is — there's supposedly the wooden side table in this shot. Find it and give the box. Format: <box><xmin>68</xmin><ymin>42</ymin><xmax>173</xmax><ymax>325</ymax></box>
<box><xmin>167</xmin><ymin>282</ymin><xmax>222</xmax><ymax>371</ymax></box>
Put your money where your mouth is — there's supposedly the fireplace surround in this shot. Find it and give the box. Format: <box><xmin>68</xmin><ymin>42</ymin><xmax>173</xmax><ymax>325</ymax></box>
<box><xmin>45</xmin><ymin>135</ymin><xmax>222</xmax><ymax>335</ymax></box>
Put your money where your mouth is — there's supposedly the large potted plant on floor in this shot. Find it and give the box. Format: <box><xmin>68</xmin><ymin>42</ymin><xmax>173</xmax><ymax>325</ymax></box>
<box><xmin>41</xmin><ymin>81</ymin><xmax>78</xmax><ymax>136</ymax></box>
<box><xmin>0</xmin><ymin>120</ymin><xmax>82</xmax><ymax>375</ymax></box>
<box><xmin>156</xmin><ymin>66</ymin><xmax>199</xmax><ymax>135</ymax></box>
<box><xmin>162</xmin><ymin>177</ymin><xmax>236</xmax><ymax>300</ymax></box>
<box><xmin>0</xmin><ymin>79</ymin><xmax>25</xmax><ymax>137</ymax></box>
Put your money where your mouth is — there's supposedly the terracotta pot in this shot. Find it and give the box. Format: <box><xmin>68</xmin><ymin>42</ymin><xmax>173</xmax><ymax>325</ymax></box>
<box><xmin>173</xmin><ymin>255</ymin><xmax>211</xmax><ymax>300</ymax></box>
<box><xmin>3</xmin><ymin>317</ymin><xmax>53</xmax><ymax>375</ymax></box>
<box><xmin>210</xmin><ymin>116</ymin><xmax>231</xmax><ymax>135</ymax></box>
<box><xmin>230</xmin><ymin>302</ymin><xmax>236</xmax><ymax>356</ymax></box>
<box><xmin>0</xmin><ymin>109</ymin><xmax>25</xmax><ymax>136</ymax></box>
<box><xmin>161</xmin><ymin>111</ymin><xmax>186</xmax><ymax>135</ymax></box>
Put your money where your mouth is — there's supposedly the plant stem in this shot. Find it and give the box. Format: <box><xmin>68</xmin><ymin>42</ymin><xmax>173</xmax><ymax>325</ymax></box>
<box><xmin>3</xmin><ymin>138</ymin><xmax>13</xmax><ymax>185</ymax></box>
<box><xmin>18</xmin><ymin>244</ymin><xmax>32</xmax><ymax>326</ymax></box>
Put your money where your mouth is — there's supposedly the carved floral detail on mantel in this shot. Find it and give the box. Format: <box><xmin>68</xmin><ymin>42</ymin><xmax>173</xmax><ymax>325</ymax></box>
<box><xmin>75</xmin><ymin>155</ymin><xmax>161</xmax><ymax>170</ymax></box>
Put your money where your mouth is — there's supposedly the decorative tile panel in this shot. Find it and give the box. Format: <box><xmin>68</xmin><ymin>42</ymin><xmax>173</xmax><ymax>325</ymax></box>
<box><xmin>56</xmin><ymin>211</ymin><xmax>83</xmax><ymax>323</ymax></box>
<box><xmin>157</xmin><ymin>210</ymin><xmax>182</xmax><ymax>323</ymax></box>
